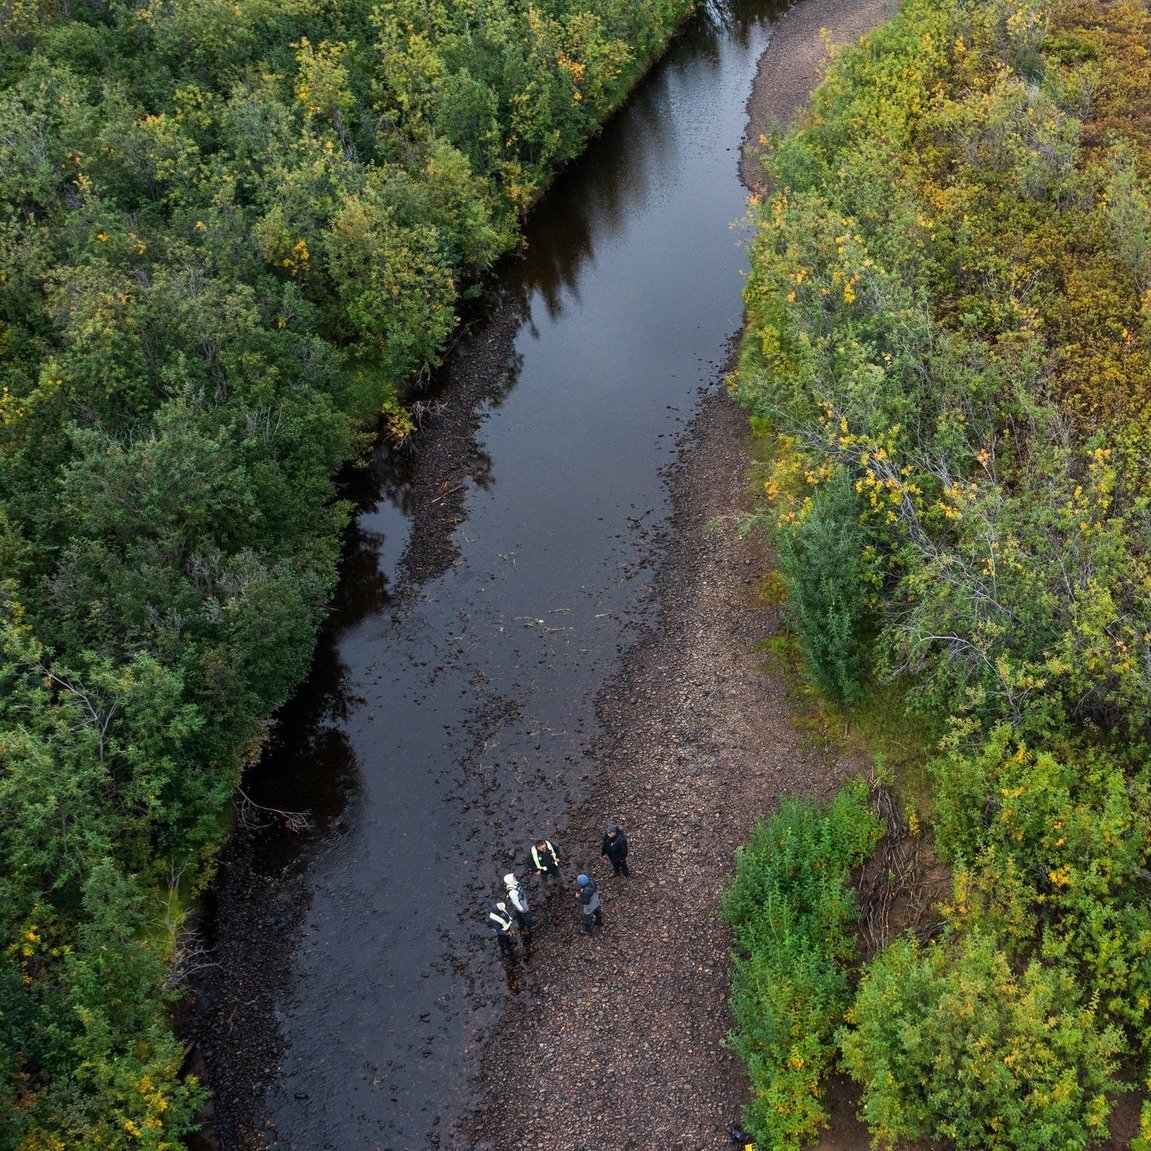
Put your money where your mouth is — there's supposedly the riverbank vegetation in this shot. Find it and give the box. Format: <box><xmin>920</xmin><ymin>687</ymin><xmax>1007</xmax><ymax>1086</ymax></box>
<box><xmin>0</xmin><ymin>0</ymin><xmax>693</xmax><ymax>1144</ymax></box>
<box><xmin>723</xmin><ymin>785</ymin><xmax>880</xmax><ymax>1151</ymax></box>
<box><xmin>731</xmin><ymin>0</ymin><xmax>1151</xmax><ymax>1144</ymax></box>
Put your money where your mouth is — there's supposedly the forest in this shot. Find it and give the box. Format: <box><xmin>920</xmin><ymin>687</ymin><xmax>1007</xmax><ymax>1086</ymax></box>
<box><xmin>0</xmin><ymin>0</ymin><xmax>693</xmax><ymax>1144</ymax></box>
<box><xmin>730</xmin><ymin>0</ymin><xmax>1151</xmax><ymax>1146</ymax></box>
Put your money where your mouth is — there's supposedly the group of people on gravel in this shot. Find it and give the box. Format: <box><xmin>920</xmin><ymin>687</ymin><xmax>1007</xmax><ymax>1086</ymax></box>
<box><xmin>487</xmin><ymin>823</ymin><xmax>630</xmax><ymax>954</ymax></box>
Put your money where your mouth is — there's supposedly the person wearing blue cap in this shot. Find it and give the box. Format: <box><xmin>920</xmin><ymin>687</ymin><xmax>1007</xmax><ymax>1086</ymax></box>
<box><xmin>574</xmin><ymin>873</ymin><xmax>602</xmax><ymax>935</ymax></box>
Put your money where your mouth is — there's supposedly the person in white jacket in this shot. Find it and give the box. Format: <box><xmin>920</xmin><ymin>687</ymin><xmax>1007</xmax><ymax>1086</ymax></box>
<box><xmin>503</xmin><ymin>872</ymin><xmax>533</xmax><ymax>932</ymax></box>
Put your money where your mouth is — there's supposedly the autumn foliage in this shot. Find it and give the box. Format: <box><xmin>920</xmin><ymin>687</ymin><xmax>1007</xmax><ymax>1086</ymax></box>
<box><xmin>0</xmin><ymin>0</ymin><xmax>693</xmax><ymax>1145</ymax></box>
<box><xmin>732</xmin><ymin>0</ymin><xmax>1151</xmax><ymax>1143</ymax></box>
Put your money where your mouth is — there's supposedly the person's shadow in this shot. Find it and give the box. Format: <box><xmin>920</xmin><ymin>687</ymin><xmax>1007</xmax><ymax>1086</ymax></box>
<box><xmin>499</xmin><ymin>948</ymin><xmax>520</xmax><ymax>992</ymax></box>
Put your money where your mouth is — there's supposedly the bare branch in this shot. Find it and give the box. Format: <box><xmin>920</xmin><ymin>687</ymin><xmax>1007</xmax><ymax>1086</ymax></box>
<box><xmin>41</xmin><ymin>667</ymin><xmax>120</xmax><ymax>763</ymax></box>
<box><xmin>235</xmin><ymin>788</ymin><xmax>313</xmax><ymax>833</ymax></box>
<box><xmin>158</xmin><ymin>862</ymin><xmax>220</xmax><ymax>989</ymax></box>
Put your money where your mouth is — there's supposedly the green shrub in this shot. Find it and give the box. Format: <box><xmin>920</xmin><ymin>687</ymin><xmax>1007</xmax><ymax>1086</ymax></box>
<box><xmin>775</xmin><ymin>470</ymin><xmax>875</xmax><ymax>706</ymax></box>
<box><xmin>841</xmin><ymin>932</ymin><xmax>1122</xmax><ymax>1151</ymax></box>
<box><xmin>734</xmin><ymin>0</ymin><xmax>1151</xmax><ymax>1143</ymax></box>
<box><xmin>931</xmin><ymin>725</ymin><xmax>1151</xmax><ymax>1037</ymax></box>
<box><xmin>723</xmin><ymin>783</ymin><xmax>881</xmax><ymax>1150</ymax></box>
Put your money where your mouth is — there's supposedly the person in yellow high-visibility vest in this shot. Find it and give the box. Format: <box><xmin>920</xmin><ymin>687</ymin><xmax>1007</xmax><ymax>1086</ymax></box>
<box><xmin>530</xmin><ymin>837</ymin><xmax>562</xmax><ymax>889</ymax></box>
<box><xmin>488</xmin><ymin>902</ymin><xmax>515</xmax><ymax>955</ymax></box>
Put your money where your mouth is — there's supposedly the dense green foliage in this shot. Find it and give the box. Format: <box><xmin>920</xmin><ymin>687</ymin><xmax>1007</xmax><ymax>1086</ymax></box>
<box><xmin>932</xmin><ymin>726</ymin><xmax>1151</xmax><ymax>1039</ymax></box>
<box><xmin>842</xmin><ymin>932</ymin><xmax>1122</xmax><ymax>1150</ymax></box>
<box><xmin>722</xmin><ymin>784</ymin><xmax>880</xmax><ymax>1149</ymax></box>
<box><xmin>774</xmin><ymin>468</ymin><xmax>876</xmax><ymax>704</ymax></box>
<box><xmin>732</xmin><ymin>0</ymin><xmax>1151</xmax><ymax>1142</ymax></box>
<box><xmin>0</xmin><ymin>0</ymin><xmax>693</xmax><ymax>1144</ymax></box>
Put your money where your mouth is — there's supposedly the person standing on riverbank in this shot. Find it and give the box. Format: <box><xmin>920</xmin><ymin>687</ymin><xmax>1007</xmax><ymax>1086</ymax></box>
<box><xmin>489</xmin><ymin>901</ymin><xmax>516</xmax><ymax>955</ymax></box>
<box><xmin>600</xmin><ymin>823</ymin><xmax>630</xmax><ymax>876</ymax></box>
<box><xmin>575</xmin><ymin>874</ymin><xmax>603</xmax><ymax>935</ymax></box>
<box><xmin>503</xmin><ymin>872</ymin><xmax>533</xmax><ymax>932</ymax></box>
<box><xmin>531</xmin><ymin>837</ymin><xmax>562</xmax><ymax>890</ymax></box>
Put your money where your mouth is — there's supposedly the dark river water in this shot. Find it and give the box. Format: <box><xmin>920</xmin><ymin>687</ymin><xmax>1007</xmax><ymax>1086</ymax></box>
<box><xmin>198</xmin><ymin>2</ymin><xmax>780</xmax><ymax>1147</ymax></box>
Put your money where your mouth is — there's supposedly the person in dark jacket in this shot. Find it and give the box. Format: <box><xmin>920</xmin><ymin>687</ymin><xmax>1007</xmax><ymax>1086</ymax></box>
<box><xmin>575</xmin><ymin>873</ymin><xmax>602</xmax><ymax>934</ymax></box>
<box><xmin>489</xmin><ymin>901</ymin><xmax>515</xmax><ymax>955</ymax></box>
<box><xmin>531</xmin><ymin>837</ymin><xmax>562</xmax><ymax>889</ymax></box>
<box><xmin>600</xmin><ymin>822</ymin><xmax>630</xmax><ymax>876</ymax></box>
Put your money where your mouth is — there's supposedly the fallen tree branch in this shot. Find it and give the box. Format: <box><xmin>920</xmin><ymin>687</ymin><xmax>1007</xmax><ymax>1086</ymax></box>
<box><xmin>236</xmin><ymin>788</ymin><xmax>314</xmax><ymax>833</ymax></box>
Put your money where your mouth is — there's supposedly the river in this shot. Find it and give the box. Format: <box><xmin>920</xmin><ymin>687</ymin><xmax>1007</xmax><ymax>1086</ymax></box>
<box><xmin>190</xmin><ymin>2</ymin><xmax>781</xmax><ymax>1147</ymax></box>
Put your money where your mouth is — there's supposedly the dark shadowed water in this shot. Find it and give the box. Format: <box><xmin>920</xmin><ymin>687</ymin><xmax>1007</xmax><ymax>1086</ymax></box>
<box><xmin>196</xmin><ymin>3</ymin><xmax>780</xmax><ymax>1147</ymax></box>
